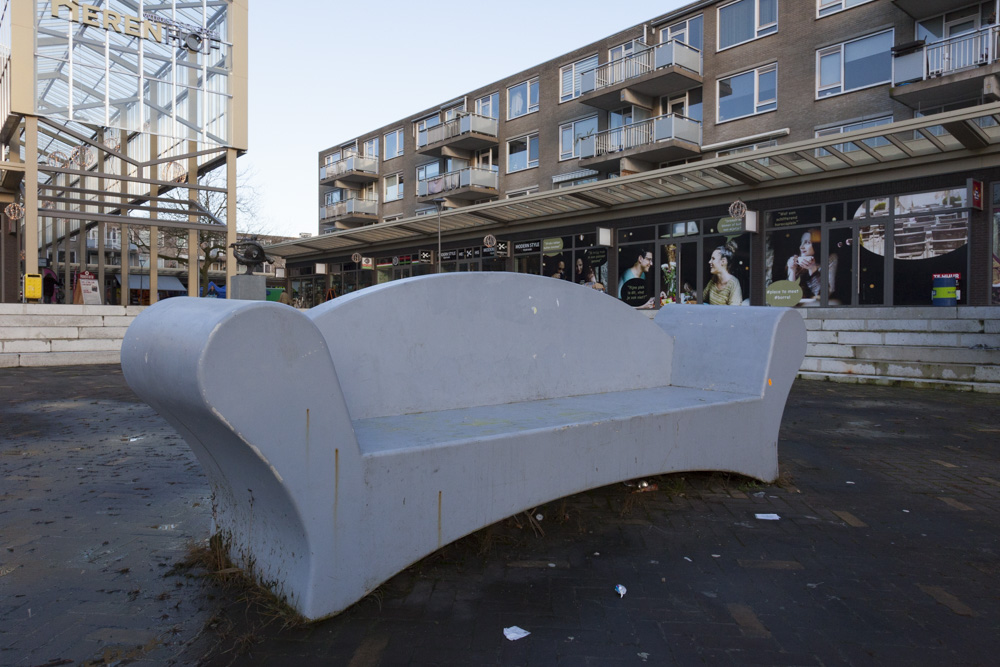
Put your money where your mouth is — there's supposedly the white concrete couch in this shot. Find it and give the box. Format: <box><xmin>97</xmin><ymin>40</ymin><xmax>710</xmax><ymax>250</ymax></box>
<box><xmin>120</xmin><ymin>272</ymin><xmax>805</xmax><ymax>620</ymax></box>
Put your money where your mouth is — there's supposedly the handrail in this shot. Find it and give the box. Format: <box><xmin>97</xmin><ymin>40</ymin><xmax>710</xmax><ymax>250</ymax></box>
<box><xmin>417</xmin><ymin>166</ymin><xmax>499</xmax><ymax>196</ymax></box>
<box><xmin>585</xmin><ymin>113</ymin><xmax>702</xmax><ymax>157</ymax></box>
<box><xmin>924</xmin><ymin>25</ymin><xmax>999</xmax><ymax>78</ymax></box>
<box><xmin>590</xmin><ymin>39</ymin><xmax>702</xmax><ymax>90</ymax></box>
<box><xmin>320</xmin><ymin>154</ymin><xmax>378</xmax><ymax>180</ymax></box>
<box><xmin>321</xmin><ymin>197</ymin><xmax>378</xmax><ymax>220</ymax></box>
<box><xmin>417</xmin><ymin>113</ymin><xmax>499</xmax><ymax>148</ymax></box>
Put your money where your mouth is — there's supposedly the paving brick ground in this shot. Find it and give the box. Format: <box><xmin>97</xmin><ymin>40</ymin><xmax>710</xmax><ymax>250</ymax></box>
<box><xmin>1</xmin><ymin>365</ymin><xmax>999</xmax><ymax>666</ymax></box>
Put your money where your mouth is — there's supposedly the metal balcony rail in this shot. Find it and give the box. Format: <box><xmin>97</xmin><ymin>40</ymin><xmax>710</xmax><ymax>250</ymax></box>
<box><xmin>321</xmin><ymin>197</ymin><xmax>378</xmax><ymax>220</ymax></box>
<box><xmin>579</xmin><ymin>113</ymin><xmax>702</xmax><ymax>158</ymax></box>
<box><xmin>320</xmin><ymin>154</ymin><xmax>378</xmax><ymax>180</ymax></box>
<box><xmin>926</xmin><ymin>26</ymin><xmax>997</xmax><ymax>77</ymax></box>
<box><xmin>416</xmin><ymin>113</ymin><xmax>499</xmax><ymax>149</ymax></box>
<box><xmin>584</xmin><ymin>39</ymin><xmax>702</xmax><ymax>93</ymax></box>
<box><xmin>417</xmin><ymin>166</ymin><xmax>499</xmax><ymax>196</ymax></box>
<box><xmin>894</xmin><ymin>25</ymin><xmax>1000</xmax><ymax>84</ymax></box>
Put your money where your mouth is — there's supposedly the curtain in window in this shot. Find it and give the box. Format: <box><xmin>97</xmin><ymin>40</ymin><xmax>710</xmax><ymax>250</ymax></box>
<box><xmin>511</xmin><ymin>85</ymin><xmax>525</xmax><ymax>116</ymax></box>
<box><xmin>759</xmin><ymin>0</ymin><xmax>777</xmax><ymax>26</ymax></box>
<box><xmin>720</xmin><ymin>0</ymin><xmax>754</xmax><ymax>48</ymax></box>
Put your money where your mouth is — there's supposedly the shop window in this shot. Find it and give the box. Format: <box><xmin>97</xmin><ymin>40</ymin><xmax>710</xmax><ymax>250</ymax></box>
<box><xmin>993</xmin><ymin>183</ymin><xmax>1000</xmax><ymax>304</ymax></box>
<box><xmin>892</xmin><ymin>190</ymin><xmax>969</xmax><ymax>306</ymax></box>
<box><xmin>718</xmin><ymin>0</ymin><xmax>777</xmax><ymax>51</ymax></box>
<box><xmin>717</xmin><ymin>64</ymin><xmax>776</xmax><ymax>122</ymax></box>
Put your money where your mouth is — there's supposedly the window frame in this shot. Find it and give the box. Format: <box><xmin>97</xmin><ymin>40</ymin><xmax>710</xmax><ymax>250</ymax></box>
<box><xmin>716</xmin><ymin>63</ymin><xmax>777</xmax><ymax>123</ymax></box>
<box><xmin>717</xmin><ymin>0</ymin><xmax>778</xmax><ymax>52</ymax></box>
<box><xmin>816</xmin><ymin>29</ymin><xmax>894</xmax><ymax>99</ymax></box>
<box><xmin>817</xmin><ymin>0</ymin><xmax>874</xmax><ymax>19</ymax></box>
<box><xmin>384</xmin><ymin>172</ymin><xmax>404</xmax><ymax>202</ymax></box>
<box><xmin>506</xmin><ymin>132</ymin><xmax>540</xmax><ymax>173</ymax></box>
<box><xmin>507</xmin><ymin>77</ymin><xmax>539</xmax><ymax>120</ymax></box>
<box><xmin>362</xmin><ymin>137</ymin><xmax>379</xmax><ymax>158</ymax></box>
<box><xmin>558</xmin><ymin>114</ymin><xmax>599</xmax><ymax>161</ymax></box>
<box><xmin>383</xmin><ymin>128</ymin><xmax>404</xmax><ymax>160</ymax></box>
<box><xmin>476</xmin><ymin>92</ymin><xmax>499</xmax><ymax>119</ymax></box>
<box><xmin>559</xmin><ymin>55</ymin><xmax>599</xmax><ymax>103</ymax></box>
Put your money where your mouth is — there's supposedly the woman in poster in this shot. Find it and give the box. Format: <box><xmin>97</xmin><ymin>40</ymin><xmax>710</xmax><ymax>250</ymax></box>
<box><xmin>787</xmin><ymin>228</ymin><xmax>836</xmax><ymax>302</ymax></box>
<box><xmin>704</xmin><ymin>240</ymin><xmax>743</xmax><ymax>305</ymax></box>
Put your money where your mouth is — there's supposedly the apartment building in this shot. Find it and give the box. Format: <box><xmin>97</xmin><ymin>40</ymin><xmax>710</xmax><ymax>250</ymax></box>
<box><xmin>271</xmin><ymin>0</ymin><xmax>1000</xmax><ymax>319</ymax></box>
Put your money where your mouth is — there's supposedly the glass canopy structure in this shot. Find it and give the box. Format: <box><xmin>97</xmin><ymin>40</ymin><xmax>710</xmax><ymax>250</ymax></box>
<box><xmin>0</xmin><ymin>0</ymin><xmax>248</xmax><ymax>304</ymax></box>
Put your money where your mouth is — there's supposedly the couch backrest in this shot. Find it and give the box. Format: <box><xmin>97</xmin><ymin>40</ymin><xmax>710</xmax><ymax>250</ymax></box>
<box><xmin>309</xmin><ymin>273</ymin><xmax>673</xmax><ymax>420</ymax></box>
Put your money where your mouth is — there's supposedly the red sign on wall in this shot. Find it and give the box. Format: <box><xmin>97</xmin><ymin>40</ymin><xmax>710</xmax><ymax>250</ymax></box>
<box><xmin>971</xmin><ymin>180</ymin><xmax>983</xmax><ymax>210</ymax></box>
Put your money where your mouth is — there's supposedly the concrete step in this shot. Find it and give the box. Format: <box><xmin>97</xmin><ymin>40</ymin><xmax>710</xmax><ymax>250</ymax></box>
<box><xmin>0</xmin><ymin>350</ymin><xmax>121</xmax><ymax>367</ymax></box>
<box><xmin>853</xmin><ymin>344</ymin><xmax>1000</xmax><ymax>365</ymax></box>
<box><xmin>802</xmin><ymin>355</ymin><xmax>1000</xmax><ymax>385</ymax></box>
<box><xmin>798</xmin><ymin>370</ymin><xmax>1000</xmax><ymax>393</ymax></box>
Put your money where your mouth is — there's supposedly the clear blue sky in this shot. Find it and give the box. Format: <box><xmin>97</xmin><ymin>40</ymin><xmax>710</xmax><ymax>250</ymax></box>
<box><xmin>242</xmin><ymin>1</ymin><xmax>689</xmax><ymax>238</ymax></box>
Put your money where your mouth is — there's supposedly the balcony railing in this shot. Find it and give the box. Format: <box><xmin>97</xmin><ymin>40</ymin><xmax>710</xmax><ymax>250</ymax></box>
<box><xmin>320</xmin><ymin>197</ymin><xmax>378</xmax><ymax>220</ymax></box>
<box><xmin>416</xmin><ymin>167</ymin><xmax>499</xmax><ymax>197</ymax></box>
<box><xmin>581</xmin><ymin>39</ymin><xmax>702</xmax><ymax>94</ymax></box>
<box><xmin>416</xmin><ymin>113</ymin><xmax>499</xmax><ymax>149</ymax></box>
<box><xmin>320</xmin><ymin>154</ymin><xmax>378</xmax><ymax>181</ymax></box>
<box><xmin>894</xmin><ymin>25</ymin><xmax>1000</xmax><ymax>84</ymax></box>
<box><xmin>578</xmin><ymin>114</ymin><xmax>702</xmax><ymax>159</ymax></box>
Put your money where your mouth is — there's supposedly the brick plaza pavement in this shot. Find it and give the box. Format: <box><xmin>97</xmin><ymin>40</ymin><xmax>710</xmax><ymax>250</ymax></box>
<box><xmin>1</xmin><ymin>365</ymin><xmax>999</xmax><ymax>666</ymax></box>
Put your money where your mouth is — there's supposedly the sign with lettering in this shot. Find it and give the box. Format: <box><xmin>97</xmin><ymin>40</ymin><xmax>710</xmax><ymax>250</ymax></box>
<box><xmin>514</xmin><ymin>240</ymin><xmax>541</xmax><ymax>254</ymax></box>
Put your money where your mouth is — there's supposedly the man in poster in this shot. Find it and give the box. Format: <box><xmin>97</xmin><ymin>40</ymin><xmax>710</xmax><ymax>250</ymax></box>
<box><xmin>618</xmin><ymin>247</ymin><xmax>655</xmax><ymax>308</ymax></box>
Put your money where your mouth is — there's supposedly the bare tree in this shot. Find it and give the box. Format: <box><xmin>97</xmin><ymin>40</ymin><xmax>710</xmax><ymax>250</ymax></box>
<box><xmin>132</xmin><ymin>164</ymin><xmax>268</xmax><ymax>294</ymax></box>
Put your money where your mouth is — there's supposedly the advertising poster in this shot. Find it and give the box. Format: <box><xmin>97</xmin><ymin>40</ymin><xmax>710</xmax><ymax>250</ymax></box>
<box><xmin>702</xmin><ymin>234</ymin><xmax>749</xmax><ymax>306</ymax></box>
<box><xmin>576</xmin><ymin>247</ymin><xmax>608</xmax><ymax>292</ymax></box>
<box><xmin>617</xmin><ymin>246</ymin><xmax>655</xmax><ymax>307</ymax></box>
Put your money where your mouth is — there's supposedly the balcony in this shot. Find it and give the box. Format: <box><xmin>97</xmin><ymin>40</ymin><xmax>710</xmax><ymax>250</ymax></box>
<box><xmin>577</xmin><ymin>114</ymin><xmax>701</xmax><ymax>170</ymax></box>
<box><xmin>319</xmin><ymin>198</ymin><xmax>378</xmax><ymax>228</ymax></box>
<box><xmin>416</xmin><ymin>167</ymin><xmax>499</xmax><ymax>201</ymax></box>
<box><xmin>892</xmin><ymin>26</ymin><xmax>1000</xmax><ymax>109</ymax></box>
<box><xmin>319</xmin><ymin>154</ymin><xmax>379</xmax><ymax>185</ymax></box>
<box><xmin>577</xmin><ymin>40</ymin><xmax>702</xmax><ymax>111</ymax></box>
<box><xmin>416</xmin><ymin>114</ymin><xmax>499</xmax><ymax>157</ymax></box>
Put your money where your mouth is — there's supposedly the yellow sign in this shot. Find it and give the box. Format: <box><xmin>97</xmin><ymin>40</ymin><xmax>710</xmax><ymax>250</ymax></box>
<box><xmin>24</xmin><ymin>274</ymin><xmax>42</xmax><ymax>301</ymax></box>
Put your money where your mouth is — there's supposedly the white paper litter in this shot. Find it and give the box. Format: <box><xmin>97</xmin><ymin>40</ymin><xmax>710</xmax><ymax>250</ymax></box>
<box><xmin>504</xmin><ymin>626</ymin><xmax>530</xmax><ymax>641</ymax></box>
<box><xmin>755</xmin><ymin>513</ymin><xmax>781</xmax><ymax>520</ymax></box>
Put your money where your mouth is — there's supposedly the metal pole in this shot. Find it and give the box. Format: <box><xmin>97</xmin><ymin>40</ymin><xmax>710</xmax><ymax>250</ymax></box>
<box><xmin>437</xmin><ymin>204</ymin><xmax>442</xmax><ymax>272</ymax></box>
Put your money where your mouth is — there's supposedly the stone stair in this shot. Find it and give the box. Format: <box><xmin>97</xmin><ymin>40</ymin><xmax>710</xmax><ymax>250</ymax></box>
<box><xmin>798</xmin><ymin>306</ymin><xmax>1000</xmax><ymax>393</ymax></box>
<box><xmin>0</xmin><ymin>304</ymin><xmax>145</xmax><ymax>368</ymax></box>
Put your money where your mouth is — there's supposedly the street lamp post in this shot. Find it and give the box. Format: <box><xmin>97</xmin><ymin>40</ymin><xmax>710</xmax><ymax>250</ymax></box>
<box><xmin>433</xmin><ymin>198</ymin><xmax>445</xmax><ymax>272</ymax></box>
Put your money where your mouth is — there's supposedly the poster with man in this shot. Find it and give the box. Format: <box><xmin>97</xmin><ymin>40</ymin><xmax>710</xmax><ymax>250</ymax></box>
<box><xmin>617</xmin><ymin>246</ymin><xmax>655</xmax><ymax>308</ymax></box>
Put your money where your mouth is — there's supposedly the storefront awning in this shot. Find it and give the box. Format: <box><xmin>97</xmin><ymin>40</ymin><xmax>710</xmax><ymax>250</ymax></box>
<box><xmin>116</xmin><ymin>274</ymin><xmax>188</xmax><ymax>292</ymax></box>
<box><xmin>265</xmin><ymin>103</ymin><xmax>1000</xmax><ymax>261</ymax></box>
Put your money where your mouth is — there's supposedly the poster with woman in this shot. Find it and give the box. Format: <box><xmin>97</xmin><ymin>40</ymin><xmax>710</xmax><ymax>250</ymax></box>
<box><xmin>617</xmin><ymin>246</ymin><xmax>654</xmax><ymax>307</ymax></box>
<box><xmin>577</xmin><ymin>247</ymin><xmax>608</xmax><ymax>292</ymax></box>
<box><xmin>765</xmin><ymin>228</ymin><xmax>839</xmax><ymax>306</ymax></box>
<box><xmin>702</xmin><ymin>234</ymin><xmax>749</xmax><ymax>305</ymax></box>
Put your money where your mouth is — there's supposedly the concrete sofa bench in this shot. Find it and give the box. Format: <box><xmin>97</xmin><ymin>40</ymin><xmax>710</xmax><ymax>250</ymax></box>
<box><xmin>120</xmin><ymin>272</ymin><xmax>805</xmax><ymax>621</ymax></box>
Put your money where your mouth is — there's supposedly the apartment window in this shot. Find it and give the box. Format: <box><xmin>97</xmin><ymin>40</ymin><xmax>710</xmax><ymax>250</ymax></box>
<box><xmin>384</xmin><ymin>129</ymin><xmax>403</xmax><ymax>160</ymax></box>
<box><xmin>718</xmin><ymin>64</ymin><xmax>777</xmax><ymax>122</ymax></box>
<box><xmin>415</xmin><ymin>206</ymin><xmax>438</xmax><ymax>216</ymax></box>
<box><xmin>817</xmin><ymin>30</ymin><xmax>893</xmax><ymax>98</ymax></box>
<box><xmin>557</xmin><ymin>176</ymin><xmax>599</xmax><ymax>188</ymax></box>
<box><xmin>815</xmin><ymin>116</ymin><xmax>892</xmax><ymax>155</ymax></box>
<box><xmin>664</xmin><ymin>14</ymin><xmax>704</xmax><ymax>50</ymax></box>
<box><xmin>324</xmin><ymin>189</ymin><xmax>348</xmax><ymax>205</ymax></box>
<box><xmin>363</xmin><ymin>137</ymin><xmax>379</xmax><ymax>158</ymax></box>
<box><xmin>718</xmin><ymin>0</ymin><xmax>777</xmax><ymax>50</ymax></box>
<box><xmin>476</xmin><ymin>92</ymin><xmax>499</xmax><ymax>119</ymax></box>
<box><xmin>717</xmin><ymin>139</ymin><xmax>777</xmax><ymax>157</ymax></box>
<box><xmin>384</xmin><ymin>173</ymin><xmax>404</xmax><ymax>201</ymax></box>
<box><xmin>416</xmin><ymin>162</ymin><xmax>441</xmax><ymax>182</ymax></box>
<box><xmin>818</xmin><ymin>0</ymin><xmax>873</xmax><ymax>18</ymax></box>
<box><xmin>383</xmin><ymin>215</ymin><xmax>402</xmax><ymax>223</ymax></box>
<box><xmin>507</xmin><ymin>187</ymin><xmax>539</xmax><ymax>198</ymax></box>
<box><xmin>559</xmin><ymin>115</ymin><xmax>598</xmax><ymax>160</ymax></box>
<box><xmin>610</xmin><ymin>40</ymin><xmax>637</xmax><ymax>61</ymax></box>
<box><xmin>507</xmin><ymin>133</ymin><xmax>539</xmax><ymax>172</ymax></box>
<box><xmin>559</xmin><ymin>55</ymin><xmax>599</xmax><ymax>102</ymax></box>
<box><xmin>508</xmin><ymin>78</ymin><xmax>539</xmax><ymax>119</ymax></box>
